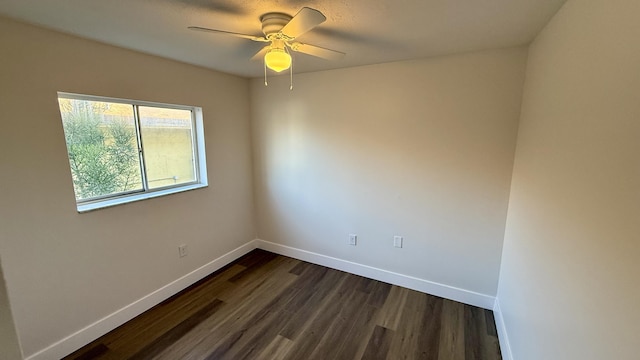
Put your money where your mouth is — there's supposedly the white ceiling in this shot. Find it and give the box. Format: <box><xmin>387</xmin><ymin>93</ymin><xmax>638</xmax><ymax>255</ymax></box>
<box><xmin>0</xmin><ymin>0</ymin><xmax>566</xmax><ymax>78</ymax></box>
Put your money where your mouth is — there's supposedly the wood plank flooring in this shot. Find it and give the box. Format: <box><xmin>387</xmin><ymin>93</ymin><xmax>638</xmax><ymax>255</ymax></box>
<box><xmin>64</xmin><ymin>250</ymin><xmax>501</xmax><ymax>360</ymax></box>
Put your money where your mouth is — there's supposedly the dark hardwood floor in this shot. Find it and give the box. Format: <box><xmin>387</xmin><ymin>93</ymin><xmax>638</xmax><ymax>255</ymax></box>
<box><xmin>64</xmin><ymin>250</ymin><xmax>501</xmax><ymax>360</ymax></box>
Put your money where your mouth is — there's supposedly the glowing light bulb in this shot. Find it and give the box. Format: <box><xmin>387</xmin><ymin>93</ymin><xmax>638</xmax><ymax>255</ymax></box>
<box><xmin>264</xmin><ymin>48</ymin><xmax>291</xmax><ymax>72</ymax></box>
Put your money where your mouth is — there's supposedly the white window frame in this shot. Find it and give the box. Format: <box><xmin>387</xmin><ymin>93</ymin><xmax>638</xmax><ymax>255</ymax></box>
<box><xmin>58</xmin><ymin>92</ymin><xmax>208</xmax><ymax>212</ymax></box>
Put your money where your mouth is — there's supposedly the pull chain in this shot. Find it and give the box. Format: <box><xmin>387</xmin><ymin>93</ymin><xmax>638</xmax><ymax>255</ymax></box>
<box><xmin>287</xmin><ymin>47</ymin><xmax>293</xmax><ymax>90</ymax></box>
<box><xmin>264</xmin><ymin>59</ymin><xmax>268</xmax><ymax>86</ymax></box>
<box><xmin>290</xmin><ymin>58</ymin><xmax>293</xmax><ymax>90</ymax></box>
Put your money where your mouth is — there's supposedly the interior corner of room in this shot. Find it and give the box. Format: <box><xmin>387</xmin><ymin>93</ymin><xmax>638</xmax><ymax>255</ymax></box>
<box><xmin>1</xmin><ymin>0</ymin><xmax>639</xmax><ymax>359</ymax></box>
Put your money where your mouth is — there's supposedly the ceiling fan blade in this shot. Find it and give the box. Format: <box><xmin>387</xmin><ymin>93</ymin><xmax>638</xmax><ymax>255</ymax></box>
<box><xmin>280</xmin><ymin>7</ymin><xmax>326</xmax><ymax>39</ymax></box>
<box><xmin>290</xmin><ymin>42</ymin><xmax>345</xmax><ymax>61</ymax></box>
<box><xmin>250</xmin><ymin>46</ymin><xmax>270</xmax><ymax>61</ymax></box>
<box><xmin>188</xmin><ymin>26</ymin><xmax>267</xmax><ymax>42</ymax></box>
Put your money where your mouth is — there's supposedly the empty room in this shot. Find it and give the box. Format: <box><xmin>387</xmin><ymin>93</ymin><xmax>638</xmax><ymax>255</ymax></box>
<box><xmin>0</xmin><ymin>0</ymin><xmax>638</xmax><ymax>359</ymax></box>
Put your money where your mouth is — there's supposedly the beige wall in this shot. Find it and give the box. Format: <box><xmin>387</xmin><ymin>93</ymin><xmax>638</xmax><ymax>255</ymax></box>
<box><xmin>0</xmin><ymin>17</ymin><xmax>254</xmax><ymax>358</ymax></box>
<box><xmin>250</xmin><ymin>48</ymin><xmax>527</xmax><ymax>296</ymax></box>
<box><xmin>0</xmin><ymin>259</ymin><xmax>23</xmax><ymax>360</ymax></box>
<box><xmin>11</xmin><ymin>2</ymin><xmax>639</xmax><ymax>358</ymax></box>
<box><xmin>496</xmin><ymin>1</ymin><xmax>640</xmax><ymax>359</ymax></box>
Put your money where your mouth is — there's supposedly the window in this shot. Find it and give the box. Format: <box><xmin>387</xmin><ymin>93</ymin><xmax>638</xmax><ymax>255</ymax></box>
<box><xmin>57</xmin><ymin>92</ymin><xmax>207</xmax><ymax>212</ymax></box>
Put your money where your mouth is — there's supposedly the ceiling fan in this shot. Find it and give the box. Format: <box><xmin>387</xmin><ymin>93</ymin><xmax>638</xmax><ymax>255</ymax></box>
<box><xmin>189</xmin><ymin>7</ymin><xmax>345</xmax><ymax>81</ymax></box>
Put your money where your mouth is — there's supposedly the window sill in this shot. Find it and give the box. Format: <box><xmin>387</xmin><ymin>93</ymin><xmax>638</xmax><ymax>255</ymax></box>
<box><xmin>77</xmin><ymin>183</ymin><xmax>208</xmax><ymax>213</ymax></box>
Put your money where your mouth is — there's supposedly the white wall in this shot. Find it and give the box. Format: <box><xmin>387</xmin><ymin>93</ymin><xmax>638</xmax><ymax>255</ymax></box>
<box><xmin>496</xmin><ymin>1</ymin><xmax>640</xmax><ymax>359</ymax></box>
<box><xmin>0</xmin><ymin>259</ymin><xmax>23</xmax><ymax>360</ymax></box>
<box><xmin>251</xmin><ymin>48</ymin><xmax>527</xmax><ymax>298</ymax></box>
<box><xmin>0</xmin><ymin>17</ymin><xmax>255</xmax><ymax>358</ymax></box>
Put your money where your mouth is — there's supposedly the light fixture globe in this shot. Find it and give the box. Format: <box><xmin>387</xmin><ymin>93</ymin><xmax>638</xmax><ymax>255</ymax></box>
<box><xmin>264</xmin><ymin>48</ymin><xmax>291</xmax><ymax>72</ymax></box>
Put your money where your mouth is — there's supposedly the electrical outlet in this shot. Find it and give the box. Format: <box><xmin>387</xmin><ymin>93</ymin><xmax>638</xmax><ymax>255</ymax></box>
<box><xmin>348</xmin><ymin>234</ymin><xmax>357</xmax><ymax>246</ymax></box>
<box><xmin>178</xmin><ymin>244</ymin><xmax>188</xmax><ymax>257</ymax></box>
<box><xmin>393</xmin><ymin>236</ymin><xmax>403</xmax><ymax>248</ymax></box>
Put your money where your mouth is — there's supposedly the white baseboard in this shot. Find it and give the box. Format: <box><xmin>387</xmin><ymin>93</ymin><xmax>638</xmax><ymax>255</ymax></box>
<box><xmin>26</xmin><ymin>240</ymin><xmax>258</xmax><ymax>360</ymax></box>
<box><xmin>255</xmin><ymin>239</ymin><xmax>495</xmax><ymax>310</ymax></box>
<box><xmin>493</xmin><ymin>298</ymin><xmax>514</xmax><ymax>360</ymax></box>
<box><xmin>28</xmin><ymin>238</ymin><xmax>501</xmax><ymax>360</ymax></box>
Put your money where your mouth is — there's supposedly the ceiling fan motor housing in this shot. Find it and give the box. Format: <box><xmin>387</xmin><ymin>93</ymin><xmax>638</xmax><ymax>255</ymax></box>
<box><xmin>260</xmin><ymin>13</ymin><xmax>292</xmax><ymax>37</ymax></box>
